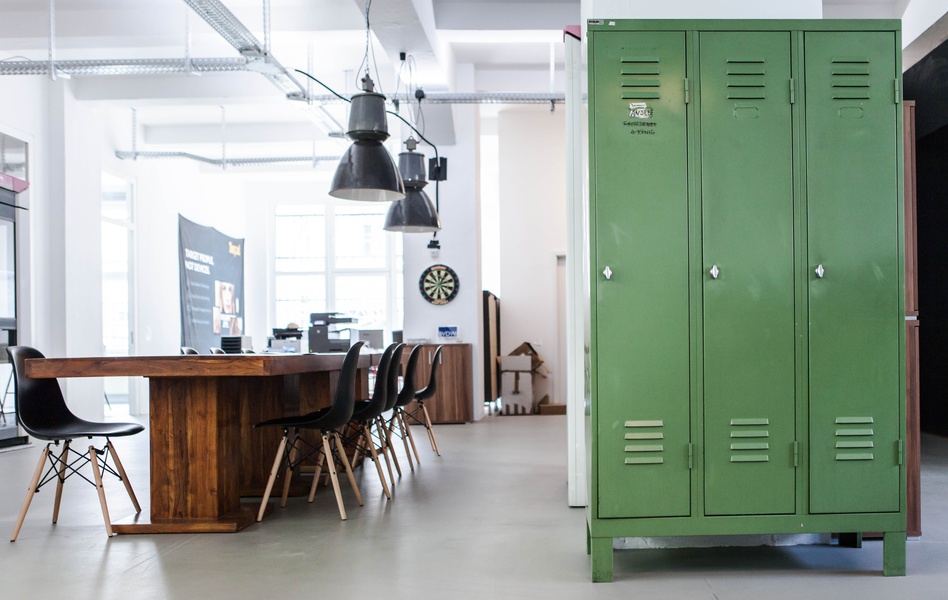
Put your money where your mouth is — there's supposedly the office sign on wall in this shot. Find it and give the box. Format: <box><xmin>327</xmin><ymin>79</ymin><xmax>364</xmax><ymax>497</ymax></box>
<box><xmin>178</xmin><ymin>215</ymin><xmax>244</xmax><ymax>352</ymax></box>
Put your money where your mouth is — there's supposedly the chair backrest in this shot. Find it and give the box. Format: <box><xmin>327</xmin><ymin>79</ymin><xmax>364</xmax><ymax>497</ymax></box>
<box><xmin>415</xmin><ymin>346</ymin><xmax>443</xmax><ymax>402</ymax></box>
<box><xmin>382</xmin><ymin>343</ymin><xmax>407</xmax><ymax>412</ymax></box>
<box><xmin>6</xmin><ymin>346</ymin><xmax>78</xmax><ymax>440</ymax></box>
<box><xmin>209</xmin><ymin>347</ymin><xmax>226</xmax><ymax>355</ymax></box>
<box><xmin>360</xmin><ymin>343</ymin><xmax>403</xmax><ymax>421</ymax></box>
<box><xmin>317</xmin><ymin>341</ymin><xmax>365</xmax><ymax>431</ymax></box>
<box><xmin>181</xmin><ymin>347</ymin><xmax>199</xmax><ymax>355</ymax></box>
<box><xmin>395</xmin><ymin>345</ymin><xmax>424</xmax><ymax>408</ymax></box>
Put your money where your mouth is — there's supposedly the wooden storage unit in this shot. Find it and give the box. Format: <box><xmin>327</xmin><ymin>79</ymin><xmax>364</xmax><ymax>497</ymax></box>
<box><xmin>403</xmin><ymin>343</ymin><xmax>473</xmax><ymax>424</ymax></box>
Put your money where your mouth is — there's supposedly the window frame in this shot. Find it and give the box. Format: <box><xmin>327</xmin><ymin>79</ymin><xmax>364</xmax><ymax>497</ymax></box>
<box><xmin>268</xmin><ymin>197</ymin><xmax>403</xmax><ymax>340</ymax></box>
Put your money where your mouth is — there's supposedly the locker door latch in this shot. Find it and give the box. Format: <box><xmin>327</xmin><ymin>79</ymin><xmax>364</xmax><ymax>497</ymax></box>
<box><xmin>709</xmin><ymin>265</ymin><xmax>720</xmax><ymax>279</ymax></box>
<box><xmin>815</xmin><ymin>264</ymin><xmax>825</xmax><ymax>278</ymax></box>
<box><xmin>603</xmin><ymin>266</ymin><xmax>613</xmax><ymax>280</ymax></box>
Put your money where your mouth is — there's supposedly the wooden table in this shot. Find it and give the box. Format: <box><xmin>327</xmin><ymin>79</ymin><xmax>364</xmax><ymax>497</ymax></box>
<box><xmin>25</xmin><ymin>353</ymin><xmax>370</xmax><ymax>534</ymax></box>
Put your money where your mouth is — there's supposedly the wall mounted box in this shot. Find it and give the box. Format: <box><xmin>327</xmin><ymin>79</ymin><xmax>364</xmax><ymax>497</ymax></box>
<box><xmin>586</xmin><ymin>19</ymin><xmax>906</xmax><ymax>582</ymax></box>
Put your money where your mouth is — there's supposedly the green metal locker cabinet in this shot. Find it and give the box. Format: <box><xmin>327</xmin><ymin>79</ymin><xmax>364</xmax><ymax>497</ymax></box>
<box><xmin>587</xmin><ymin>20</ymin><xmax>905</xmax><ymax>582</ymax></box>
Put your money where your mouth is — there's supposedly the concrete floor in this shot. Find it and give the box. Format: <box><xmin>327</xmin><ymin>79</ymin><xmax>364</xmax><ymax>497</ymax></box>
<box><xmin>1</xmin><ymin>415</ymin><xmax>947</xmax><ymax>599</ymax></box>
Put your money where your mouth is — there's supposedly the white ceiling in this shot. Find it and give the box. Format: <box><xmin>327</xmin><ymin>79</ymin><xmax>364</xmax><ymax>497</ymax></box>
<box><xmin>0</xmin><ymin>0</ymin><xmax>582</xmax><ymax>162</ymax></box>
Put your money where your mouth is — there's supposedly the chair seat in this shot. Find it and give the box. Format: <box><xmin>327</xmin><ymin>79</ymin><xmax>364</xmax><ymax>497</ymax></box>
<box><xmin>350</xmin><ymin>399</ymin><xmax>375</xmax><ymax>422</ymax></box>
<box><xmin>29</xmin><ymin>419</ymin><xmax>144</xmax><ymax>441</ymax></box>
<box><xmin>254</xmin><ymin>407</ymin><xmax>333</xmax><ymax>430</ymax></box>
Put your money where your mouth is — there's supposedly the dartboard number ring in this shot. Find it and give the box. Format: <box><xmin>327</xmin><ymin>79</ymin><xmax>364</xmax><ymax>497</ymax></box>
<box><xmin>420</xmin><ymin>264</ymin><xmax>459</xmax><ymax>305</ymax></box>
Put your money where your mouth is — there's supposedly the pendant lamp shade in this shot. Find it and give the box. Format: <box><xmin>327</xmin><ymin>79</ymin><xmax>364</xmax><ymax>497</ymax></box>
<box><xmin>329</xmin><ymin>81</ymin><xmax>405</xmax><ymax>202</ymax></box>
<box><xmin>384</xmin><ymin>188</ymin><xmax>441</xmax><ymax>232</ymax></box>
<box><xmin>384</xmin><ymin>145</ymin><xmax>442</xmax><ymax>232</ymax></box>
<box><xmin>330</xmin><ymin>140</ymin><xmax>405</xmax><ymax>202</ymax></box>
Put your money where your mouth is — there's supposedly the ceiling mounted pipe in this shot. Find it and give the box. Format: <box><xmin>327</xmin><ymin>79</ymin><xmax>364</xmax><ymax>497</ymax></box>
<box><xmin>114</xmin><ymin>150</ymin><xmax>341</xmax><ymax>169</ymax></box>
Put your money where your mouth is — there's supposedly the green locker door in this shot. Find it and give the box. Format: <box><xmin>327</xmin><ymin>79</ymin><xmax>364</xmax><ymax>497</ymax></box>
<box><xmin>592</xmin><ymin>31</ymin><xmax>691</xmax><ymax>518</ymax></box>
<box><xmin>699</xmin><ymin>32</ymin><xmax>797</xmax><ymax>516</ymax></box>
<box><xmin>805</xmin><ymin>31</ymin><xmax>901</xmax><ymax>514</ymax></box>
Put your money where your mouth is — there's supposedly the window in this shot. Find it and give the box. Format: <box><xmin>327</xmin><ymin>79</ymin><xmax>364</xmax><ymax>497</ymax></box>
<box><xmin>101</xmin><ymin>173</ymin><xmax>136</xmax><ymax>414</ymax></box>
<box><xmin>272</xmin><ymin>201</ymin><xmax>402</xmax><ymax>339</ymax></box>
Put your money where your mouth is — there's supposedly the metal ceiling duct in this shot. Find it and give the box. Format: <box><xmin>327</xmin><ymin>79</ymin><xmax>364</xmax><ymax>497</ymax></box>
<box><xmin>0</xmin><ymin>57</ymin><xmax>249</xmax><ymax>76</ymax></box>
<box><xmin>296</xmin><ymin>91</ymin><xmax>568</xmax><ymax>106</ymax></box>
<box><xmin>114</xmin><ymin>150</ymin><xmax>341</xmax><ymax>168</ymax></box>
<box><xmin>183</xmin><ymin>0</ymin><xmax>309</xmax><ymax>101</ymax></box>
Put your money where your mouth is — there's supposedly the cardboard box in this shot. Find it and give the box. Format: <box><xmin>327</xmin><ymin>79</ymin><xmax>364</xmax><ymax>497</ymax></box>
<box><xmin>500</xmin><ymin>342</ymin><xmax>553</xmax><ymax>413</ymax></box>
<box><xmin>501</xmin><ymin>371</ymin><xmax>533</xmax><ymax>404</ymax></box>
<box><xmin>507</xmin><ymin>342</ymin><xmax>550</xmax><ymax>373</ymax></box>
<box><xmin>501</xmin><ymin>355</ymin><xmax>533</xmax><ymax>372</ymax></box>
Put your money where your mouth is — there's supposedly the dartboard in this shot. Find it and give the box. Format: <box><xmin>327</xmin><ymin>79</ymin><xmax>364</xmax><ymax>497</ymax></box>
<box><xmin>419</xmin><ymin>264</ymin><xmax>459</xmax><ymax>305</ymax></box>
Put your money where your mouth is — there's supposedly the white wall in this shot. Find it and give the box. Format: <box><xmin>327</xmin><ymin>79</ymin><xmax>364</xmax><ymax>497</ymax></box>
<box><xmin>497</xmin><ymin>106</ymin><xmax>568</xmax><ymax>406</ymax></box>
<box><xmin>1</xmin><ymin>75</ymin><xmax>265</xmax><ymax>419</ymax></box>
<box><xmin>901</xmin><ymin>0</ymin><xmax>948</xmax><ymax>46</ymax></box>
<box><xmin>584</xmin><ymin>0</ymin><xmax>823</xmax><ymax>20</ymax></box>
<box><xmin>402</xmin><ymin>64</ymin><xmax>485</xmax><ymax>421</ymax></box>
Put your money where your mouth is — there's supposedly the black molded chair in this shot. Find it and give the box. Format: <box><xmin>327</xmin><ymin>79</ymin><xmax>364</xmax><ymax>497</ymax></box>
<box><xmin>403</xmin><ymin>346</ymin><xmax>443</xmax><ymax>456</ymax></box>
<box><xmin>376</xmin><ymin>344</ymin><xmax>407</xmax><ymax>479</ymax></box>
<box><xmin>387</xmin><ymin>345</ymin><xmax>424</xmax><ymax>469</ymax></box>
<box><xmin>6</xmin><ymin>346</ymin><xmax>144</xmax><ymax>541</ymax></box>
<box><xmin>346</xmin><ymin>343</ymin><xmax>403</xmax><ymax>500</ymax></box>
<box><xmin>254</xmin><ymin>342</ymin><xmax>365</xmax><ymax>521</ymax></box>
<box><xmin>180</xmin><ymin>347</ymin><xmax>199</xmax><ymax>355</ymax></box>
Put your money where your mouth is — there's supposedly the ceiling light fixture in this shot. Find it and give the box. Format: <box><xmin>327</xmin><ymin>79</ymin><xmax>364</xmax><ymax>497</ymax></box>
<box><xmin>384</xmin><ymin>137</ymin><xmax>441</xmax><ymax>232</ymax></box>
<box><xmin>329</xmin><ymin>74</ymin><xmax>405</xmax><ymax>201</ymax></box>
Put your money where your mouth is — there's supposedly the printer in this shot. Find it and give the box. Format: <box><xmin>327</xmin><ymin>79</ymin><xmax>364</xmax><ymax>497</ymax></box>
<box><xmin>308</xmin><ymin>312</ymin><xmax>358</xmax><ymax>353</ymax></box>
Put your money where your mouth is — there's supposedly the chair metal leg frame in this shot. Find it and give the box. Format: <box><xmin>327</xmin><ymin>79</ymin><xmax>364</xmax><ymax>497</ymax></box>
<box><xmin>385</xmin><ymin>410</ymin><xmax>416</xmax><ymax>471</ymax></box>
<box><xmin>376</xmin><ymin>415</ymin><xmax>402</xmax><ymax>479</ymax></box>
<box><xmin>308</xmin><ymin>432</ymin><xmax>363</xmax><ymax>510</ymax></box>
<box><xmin>342</xmin><ymin>423</ymin><xmax>393</xmax><ymax>500</ymax></box>
<box><xmin>403</xmin><ymin>403</ymin><xmax>442</xmax><ymax>456</ymax></box>
<box><xmin>370</xmin><ymin>418</ymin><xmax>396</xmax><ymax>484</ymax></box>
<box><xmin>399</xmin><ymin>410</ymin><xmax>421</xmax><ymax>464</ymax></box>
<box><xmin>11</xmin><ymin>438</ymin><xmax>138</xmax><ymax>541</ymax></box>
<box><xmin>258</xmin><ymin>428</ymin><xmax>364</xmax><ymax>522</ymax></box>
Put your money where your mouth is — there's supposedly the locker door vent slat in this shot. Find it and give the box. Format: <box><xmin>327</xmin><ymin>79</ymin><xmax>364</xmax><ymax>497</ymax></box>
<box><xmin>725</xmin><ymin>58</ymin><xmax>767</xmax><ymax>100</ymax></box>
<box><xmin>620</xmin><ymin>56</ymin><xmax>663</xmax><ymax>100</ymax></box>
<box><xmin>728</xmin><ymin>418</ymin><xmax>771</xmax><ymax>463</ymax></box>
<box><xmin>623</xmin><ymin>420</ymin><xmax>666</xmax><ymax>466</ymax></box>
<box><xmin>830</xmin><ymin>56</ymin><xmax>871</xmax><ymax>100</ymax></box>
<box><xmin>834</xmin><ymin>416</ymin><xmax>876</xmax><ymax>461</ymax></box>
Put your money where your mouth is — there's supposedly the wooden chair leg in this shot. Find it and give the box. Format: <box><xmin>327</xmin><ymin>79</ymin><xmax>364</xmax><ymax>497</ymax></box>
<box><xmin>52</xmin><ymin>441</ymin><xmax>70</xmax><ymax>524</ymax></box>
<box><xmin>107</xmin><ymin>441</ymin><xmax>141</xmax><ymax>514</ymax></box>
<box><xmin>11</xmin><ymin>445</ymin><xmax>49</xmax><ymax>542</ymax></box>
<box><xmin>89</xmin><ymin>445</ymin><xmax>114</xmax><ymax>537</ymax></box>
<box><xmin>400</xmin><ymin>410</ymin><xmax>421</xmax><ymax>464</ymax></box>
<box><xmin>257</xmin><ymin>436</ymin><xmax>287</xmax><ymax>522</ymax></box>
<box><xmin>363</xmin><ymin>425</ymin><xmax>392</xmax><ymax>499</ymax></box>
<box><xmin>321</xmin><ymin>435</ymin><xmax>346</xmax><ymax>520</ymax></box>
<box><xmin>308</xmin><ymin>449</ymin><xmax>327</xmax><ymax>503</ymax></box>
<box><xmin>394</xmin><ymin>411</ymin><xmax>415</xmax><ymax>470</ymax></box>
<box><xmin>280</xmin><ymin>428</ymin><xmax>299</xmax><ymax>508</ymax></box>
<box><xmin>379</xmin><ymin>417</ymin><xmax>401</xmax><ymax>479</ymax></box>
<box><xmin>374</xmin><ymin>419</ymin><xmax>396</xmax><ymax>484</ymax></box>
<box><xmin>422</xmin><ymin>404</ymin><xmax>441</xmax><ymax>456</ymax></box>
<box><xmin>334</xmin><ymin>432</ymin><xmax>363</xmax><ymax>506</ymax></box>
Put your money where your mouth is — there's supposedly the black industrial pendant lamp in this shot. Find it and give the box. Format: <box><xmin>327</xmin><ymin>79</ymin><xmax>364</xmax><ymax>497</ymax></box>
<box><xmin>329</xmin><ymin>75</ymin><xmax>405</xmax><ymax>202</ymax></box>
<box><xmin>384</xmin><ymin>138</ymin><xmax>441</xmax><ymax>232</ymax></box>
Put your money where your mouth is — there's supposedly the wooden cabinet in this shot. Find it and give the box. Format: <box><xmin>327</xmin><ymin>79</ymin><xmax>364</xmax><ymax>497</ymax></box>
<box><xmin>403</xmin><ymin>343</ymin><xmax>473</xmax><ymax>424</ymax></box>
